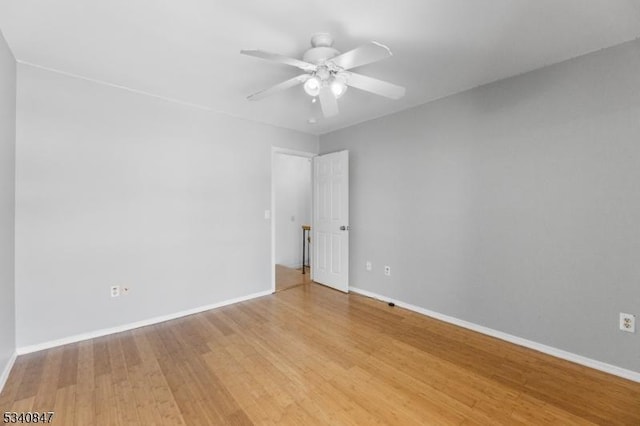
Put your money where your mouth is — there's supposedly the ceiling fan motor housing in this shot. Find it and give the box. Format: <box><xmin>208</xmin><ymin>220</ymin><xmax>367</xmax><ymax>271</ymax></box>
<box><xmin>303</xmin><ymin>32</ymin><xmax>341</xmax><ymax>65</ymax></box>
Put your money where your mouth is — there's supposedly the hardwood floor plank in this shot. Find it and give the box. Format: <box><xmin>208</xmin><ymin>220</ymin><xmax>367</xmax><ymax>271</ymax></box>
<box><xmin>110</xmin><ymin>335</ymin><xmax>132</xmax><ymax>385</ymax></box>
<box><xmin>93</xmin><ymin>338</ymin><xmax>111</xmax><ymax>377</ymax></box>
<box><xmin>130</xmin><ymin>330</ymin><xmax>186</xmax><ymax>426</ymax></box>
<box><xmin>53</xmin><ymin>385</ymin><xmax>77</xmax><ymax>426</ymax></box>
<box><xmin>33</xmin><ymin>347</ymin><xmax>64</xmax><ymax>411</ymax></box>
<box><xmin>10</xmin><ymin>396</ymin><xmax>34</xmax><ymax>414</ymax></box>
<box><xmin>119</xmin><ymin>332</ymin><xmax>142</xmax><ymax>368</ymax></box>
<box><xmin>203</xmin><ymin>310</ymin><xmax>236</xmax><ymax>337</ymax></box>
<box><xmin>13</xmin><ymin>351</ymin><xmax>47</xmax><ymax>402</ymax></box>
<box><xmin>94</xmin><ymin>374</ymin><xmax>119</xmax><ymax>426</ymax></box>
<box><xmin>0</xmin><ymin>357</ymin><xmax>28</xmax><ymax>410</ymax></box>
<box><xmin>126</xmin><ymin>364</ymin><xmax>163</xmax><ymax>426</ymax></box>
<box><xmin>203</xmin><ymin>346</ymin><xmax>280</xmax><ymax>424</ymax></box>
<box><xmin>57</xmin><ymin>344</ymin><xmax>79</xmax><ymax>388</ymax></box>
<box><xmin>74</xmin><ymin>341</ymin><xmax>96</xmax><ymax>426</ymax></box>
<box><xmin>146</xmin><ymin>366</ymin><xmax>186</xmax><ymax>426</ymax></box>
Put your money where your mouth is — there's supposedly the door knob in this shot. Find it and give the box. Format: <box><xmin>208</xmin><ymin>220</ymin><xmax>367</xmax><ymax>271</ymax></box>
<box><xmin>340</xmin><ymin>225</ymin><xmax>350</xmax><ymax>231</ymax></box>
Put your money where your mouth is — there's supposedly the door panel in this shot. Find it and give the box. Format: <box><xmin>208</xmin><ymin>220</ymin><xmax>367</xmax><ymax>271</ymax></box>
<box><xmin>313</xmin><ymin>150</ymin><xmax>349</xmax><ymax>292</ymax></box>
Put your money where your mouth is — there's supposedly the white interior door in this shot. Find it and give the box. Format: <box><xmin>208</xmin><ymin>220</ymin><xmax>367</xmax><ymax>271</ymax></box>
<box><xmin>313</xmin><ymin>150</ymin><xmax>349</xmax><ymax>292</ymax></box>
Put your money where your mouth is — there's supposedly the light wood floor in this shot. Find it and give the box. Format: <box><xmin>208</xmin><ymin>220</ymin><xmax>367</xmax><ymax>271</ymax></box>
<box><xmin>2</xmin><ymin>283</ymin><xmax>639</xmax><ymax>425</ymax></box>
<box><xmin>275</xmin><ymin>264</ymin><xmax>312</xmax><ymax>292</ymax></box>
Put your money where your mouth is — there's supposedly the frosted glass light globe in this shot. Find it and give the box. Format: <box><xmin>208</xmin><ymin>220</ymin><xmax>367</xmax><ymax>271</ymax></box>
<box><xmin>330</xmin><ymin>78</ymin><xmax>347</xmax><ymax>98</ymax></box>
<box><xmin>304</xmin><ymin>77</ymin><xmax>320</xmax><ymax>97</ymax></box>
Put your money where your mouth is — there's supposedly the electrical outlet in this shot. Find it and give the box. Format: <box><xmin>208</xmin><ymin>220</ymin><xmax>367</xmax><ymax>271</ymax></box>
<box><xmin>366</xmin><ymin>261</ymin><xmax>372</xmax><ymax>271</ymax></box>
<box><xmin>620</xmin><ymin>313</ymin><xmax>635</xmax><ymax>333</ymax></box>
<box><xmin>110</xmin><ymin>285</ymin><xmax>120</xmax><ymax>298</ymax></box>
<box><xmin>122</xmin><ymin>286</ymin><xmax>130</xmax><ymax>295</ymax></box>
<box><xmin>384</xmin><ymin>266</ymin><xmax>391</xmax><ymax>276</ymax></box>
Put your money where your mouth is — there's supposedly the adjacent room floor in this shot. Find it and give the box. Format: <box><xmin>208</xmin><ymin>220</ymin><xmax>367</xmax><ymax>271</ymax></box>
<box><xmin>1</xmin><ymin>282</ymin><xmax>639</xmax><ymax>425</ymax></box>
<box><xmin>275</xmin><ymin>264</ymin><xmax>312</xmax><ymax>292</ymax></box>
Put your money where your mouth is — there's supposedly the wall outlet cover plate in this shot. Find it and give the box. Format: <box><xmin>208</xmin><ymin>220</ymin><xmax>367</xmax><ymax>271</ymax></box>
<box><xmin>619</xmin><ymin>312</ymin><xmax>635</xmax><ymax>333</ymax></box>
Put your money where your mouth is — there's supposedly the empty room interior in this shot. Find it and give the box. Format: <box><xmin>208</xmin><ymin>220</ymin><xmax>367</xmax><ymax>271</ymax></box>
<box><xmin>2</xmin><ymin>1</ymin><xmax>640</xmax><ymax>424</ymax></box>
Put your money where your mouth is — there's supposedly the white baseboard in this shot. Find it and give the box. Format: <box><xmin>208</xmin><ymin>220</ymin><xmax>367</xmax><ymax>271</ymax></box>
<box><xmin>0</xmin><ymin>351</ymin><xmax>18</xmax><ymax>394</ymax></box>
<box><xmin>276</xmin><ymin>261</ymin><xmax>303</xmax><ymax>269</ymax></box>
<box><xmin>17</xmin><ymin>289</ymin><xmax>273</xmax><ymax>355</ymax></box>
<box><xmin>350</xmin><ymin>286</ymin><xmax>640</xmax><ymax>383</ymax></box>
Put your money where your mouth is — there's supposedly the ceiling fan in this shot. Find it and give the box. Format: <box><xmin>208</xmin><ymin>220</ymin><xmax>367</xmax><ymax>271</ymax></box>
<box><xmin>240</xmin><ymin>33</ymin><xmax>405</xmax><ymax>118</ymax></box>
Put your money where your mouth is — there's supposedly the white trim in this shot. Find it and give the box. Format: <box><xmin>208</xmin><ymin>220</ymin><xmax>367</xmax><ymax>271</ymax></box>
<box><xmin>16</xmin><ymin>290</ymin><xmax>272</xmax><ymax>355</ymax></box>
<box><xmin>0</xmin><ymin>351</ymin><xmax>18</xmax><ymax>394</ymax></box>
<box><xmin>350</xmin><ymin>287</ymin><xmax>640</xmax><ymax>383</ymax></box>
<box><xmin>277</xmin><ymin>261</ymin><xmax>304</xmax><ymax>270</ymax></box>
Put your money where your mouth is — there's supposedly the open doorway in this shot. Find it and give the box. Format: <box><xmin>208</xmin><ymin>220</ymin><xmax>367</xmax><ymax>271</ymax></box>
<box><xmin>271</xmin><ymin>149</ymin><xmax>314</xmax><ymax>292</ymax></box>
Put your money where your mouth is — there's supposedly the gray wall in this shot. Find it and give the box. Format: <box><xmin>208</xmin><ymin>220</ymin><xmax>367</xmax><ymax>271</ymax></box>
<box><xmin>15</xmin><ymin>64</ymin><xmax>318</xmax><ymax>347</ymax></box>
<box><xmin>0</xmin><ymin>31</ymin><xmax>16</xmax><ymax>375</ymax></box>
<box><xmin>321</xmin><ymin>39</ymin><xmax>640</xmax><ymax>372</ymax></box>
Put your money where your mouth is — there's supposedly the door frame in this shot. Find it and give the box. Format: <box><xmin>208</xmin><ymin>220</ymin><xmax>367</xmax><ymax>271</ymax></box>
<box><xmin>270</xmin><ymin>147</ymin><xmax>316</xmax><ymax>293</ymax></box>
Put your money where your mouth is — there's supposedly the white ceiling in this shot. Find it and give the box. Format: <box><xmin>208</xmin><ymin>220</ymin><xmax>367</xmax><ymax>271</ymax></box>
<box><xmin>1</xmin><ymin>1</ymin><xmax>639</xmax><ymax>135</ymax></box>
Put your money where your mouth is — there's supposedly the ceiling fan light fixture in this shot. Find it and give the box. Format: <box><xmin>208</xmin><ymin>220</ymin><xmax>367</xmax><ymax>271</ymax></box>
<box><xmin>241</xmin><ymin>33</ymin><xmax>405</xmax><ymax>117</ymax></box>
<box><xmin>330</xmin><ymin>77</ymin><xmax>348</xmax><ymax>99</ymax></box>
<box><xmin>303</xmin><ymin>76</ymin><xmax>320</xmax><ymax>97</ymax></box>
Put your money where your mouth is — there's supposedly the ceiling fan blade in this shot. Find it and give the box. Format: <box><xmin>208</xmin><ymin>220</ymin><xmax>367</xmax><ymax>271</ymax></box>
<box><xmin>240</xmin><ymin>49</ymin><xmax>316</xmax><ymax>72</ymax></box>
<box><xmin>318</xmin><ymin>85</ymin><xmax>339</xmax><ymax>117</ymax></box>
<box><xmin>247</xmin><ymin>74</ymin><xmax>310</xmax><ymax>101</ymax></box>
<box><xmin>344</xmin><ymin>72</ymin><xmax>406</xmax><ymax>99</ymax></box>
<box><xmin>330</xmin><ymin>42</ymin><xmax>392</xmax><ymax>70</ymax></box>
